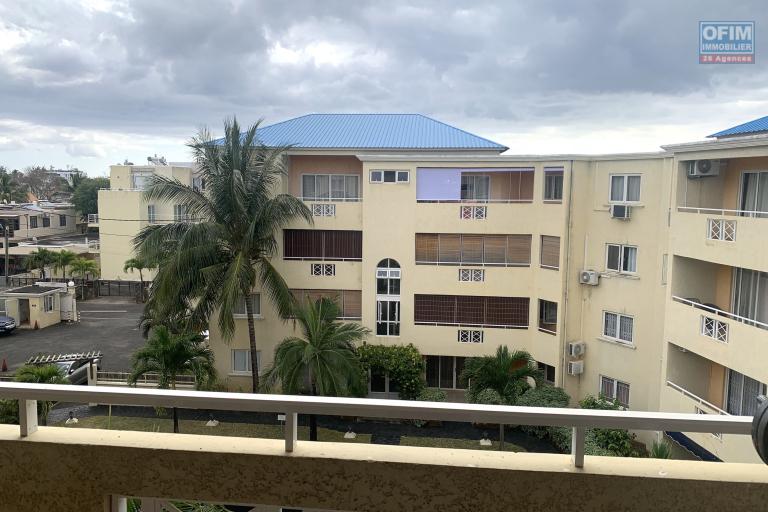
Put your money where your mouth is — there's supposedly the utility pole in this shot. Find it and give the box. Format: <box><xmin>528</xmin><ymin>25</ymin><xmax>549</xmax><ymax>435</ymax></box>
<box><xmin>4</xmin><ymin>224</ymin><xmax>8</xmax><ymax>286</ymax></box>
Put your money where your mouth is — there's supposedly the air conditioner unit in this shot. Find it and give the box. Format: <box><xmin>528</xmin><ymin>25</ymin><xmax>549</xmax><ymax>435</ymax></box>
<box><xmin>687</xmin><ymin>159</ymin><xmax>722</xmax><ymax>178</ymax></box>
<box><xmin>568</xmin><ymin>342</ymin><xmax>587</xmax><ymax>358</ymax></box>
<box><xmin>567</xmin><ymin>360</ymin><xmax>584</xmax><ymax>375</ymax></box>
<box><xmin>610</xmin><ymin>204</ymin><xmax>631</xmax><ymax>219</ymax></box>
<box><xmin>579</xmin><ymin>270</ymin><xmax>599</xmax><ymax>286</ymax></box>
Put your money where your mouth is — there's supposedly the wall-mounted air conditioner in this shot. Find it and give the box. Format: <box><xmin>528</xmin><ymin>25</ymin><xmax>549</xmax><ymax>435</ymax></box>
<box><xmin>568</xmin><ymin>342</ymin><xmax>587</xmax><ymax>358</ymax></box>
<box><xmin>610</xmin><ymin>204</ymin><xmax>631</xmax><ymax>219</ymax></box>
<box><xmin>567</xmin><ymin>360</ymin><xmax>584</xmax><ymax>375</ymax></box>
<box><xmin>686</xmin><ymin>159</ymin><xmax>722</xmax><ymax>178</ymax></box>
<box><xmin>579</xmin><ymin>270</ymin><xmax>599</xmax><ymax>286</ymax></box>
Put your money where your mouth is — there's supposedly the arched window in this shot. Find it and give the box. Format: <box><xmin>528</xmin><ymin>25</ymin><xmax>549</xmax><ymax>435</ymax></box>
<box><xmin>376</xmin><ymin>259</ymin><xmax>400</xmax><ymax>336</ymax></box>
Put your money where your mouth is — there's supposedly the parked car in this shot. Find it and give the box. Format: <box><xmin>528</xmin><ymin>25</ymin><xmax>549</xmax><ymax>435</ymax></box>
<box><xmin>54</xmin><ymin>357</ymin><xmax>101</xmax><ymax>385</ymax></box>
<box><xmin>0</xmin><ymin>316</ymin><xmax>16</xmax><ymax>334</ymax></box>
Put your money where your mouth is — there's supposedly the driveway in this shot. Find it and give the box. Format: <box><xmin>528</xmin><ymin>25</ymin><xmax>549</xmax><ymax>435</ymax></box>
<box><xmin>0</xmin><ymin>296</ymin><xmax>146</xmax><ymax>373</ymax></box>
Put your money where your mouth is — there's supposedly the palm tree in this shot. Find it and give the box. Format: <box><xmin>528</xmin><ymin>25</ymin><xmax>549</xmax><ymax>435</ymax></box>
<box><xmin>128</xmin><ymin>326</ymin><xmax>217</xmax><ymax>433</ymax></box>
<box><xmin>123</xmin><ymin>257</ymin><xmax>153</xmax><ymax>302</ymax></box>
<box><xmin>0</xmin><ymin>170</ymin><xmax>28</xmax><ymax>203</ymax></box>
<box><xmin>70</xmin><ymin>257</ymin><xmax>98</xmax><ymax>299</ymax></box>
<box><xmin>264</xmin><ymin>298</ymin><xmax>368</xmax><ymax>440</ymax></box>
<box><xmin>14</xmin><ymin>364</ymin><xmax>68</xmax><ymax>425</ymax></box>
<box><xmin>25</xmin><ymin>248</ymin><xmax>57</xmax><ymax>280</ymax></box>
<box><xmin>134</xmin><ymin>117</ymin><xmax>312</xmax><ymax>392</ymax></box>
<box><xmin>460</xmin><ymin>346</ymin><xmax>542</xmax><ymax>405</ymax></box>
<box><xmin>53</xmin><ymin>250</ymin><xmax>77</xmax><ymax>279</ymax></box>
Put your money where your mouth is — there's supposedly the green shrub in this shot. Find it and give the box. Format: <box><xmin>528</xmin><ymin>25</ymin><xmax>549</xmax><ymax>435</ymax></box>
<box><xmin>411</xmin><ymin>388</ymin><xmax>447</xmax><ymax>427</ymax></box>
<box><xmin>516</xmin><ymin>385</ymin><xmax>571</xmax><ymax>439</ymax></box>
<box><xmin>471</xmin><ymin>388</ymin><xmax>504</xmax><ymax>405</ymax></box>
<box><xmin>578</xmin><ymin>394</ymin><xmax>638</xmax><ymax>457</ymax></box>
<box><xmin>650</xmin><ymin>440</ymin><xmax>672</xmax><ymax>459</ymax></box>
<box><xmin>358</xmin><ymin>343</ymin><xmax>425</xmax><ymax>400</ymax></box>
<box><xmin>0</xmin><ymin>399</ymin><xmax>18</xmax><ymax>424</ymax></box>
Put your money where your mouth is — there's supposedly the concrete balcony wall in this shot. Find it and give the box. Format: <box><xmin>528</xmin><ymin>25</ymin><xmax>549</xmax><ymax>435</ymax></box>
<box><xmin>2</xmin><ymin>425</ymin><xmax>768</xmax><ymax>512</ymax></box>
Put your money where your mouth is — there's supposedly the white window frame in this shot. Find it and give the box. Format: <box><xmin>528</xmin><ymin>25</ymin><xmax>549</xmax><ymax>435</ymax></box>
<box><xmin>599</xmin><ymin>375</ymin><xmax>630</xmax><ymax>408</ymax></box>
<box><xmin>425</xmin><ymin>355</ymin><xmax>467</xmax><ymax>390</ymax></box>
<box><xmin>43</xmin><ymin>294</ymin><xmax>55</xmax><ymax>313</ymax></box>
<box><xmin>458</xmin><ymin>268</ymin><xmax>484</xmax><ymax>282</ymax></box>
<box><xmin>370</xmin><ymin>169</ymin><xmax>409</xmax><ymax>184</ymax></box>
<box><xmin>602</xmin><ymin>311</ymin><xmax>634</xmax><ymax>345</ymax></box>
<box><xmin>609</xmin><ymin>174</ymin><xmax>641</xmax><ymax>203</ymax></box>
<box><xmin>458</xmin><ymin>329</ymin><xmax>483</xmax><ymax>344</ymax></box>
<box><xmin>543</xmin><ymin>169</ymin><xmax>564</xmax><ymax>202</ymax></box>
<box><xmin>460</xmin><ymin>205</ymin><xmax>487</xmax><ymax>220</ymax></box>
<box><xmin>147</xmin><ymin>205</ymin><xmax>157</xmax><ymax>224</ymax></box>
<box><xmin>707</xmin><ymin>218</ymin><xmax>736</xmax><ymax>242</ymax></box>
<box><xmin>173</xmin><ymin>204</ymin><xmax>189</xmax><ymax>223</ymax></box>
<box><xmin>375</xmin><ymin>299</ymin><xmax>400</xmax><ymax>337</ymax></box>
<box><xmin>310</xmin><ymin>263</ymin><xmax>336</xmax><ymax>276</ymax></box>
<box><xmin>301</xmin><ymin>174</ymin><xmax>360</xmax><ymax>201</ymax></box>
<box><xmin>605</xmin><ymin>244</ymin><xmax>638</xmax><ymax>274</ymax></box>
<box><xmin>460</xmin><ymin>174</ymin><xmax>490</xmax><ymax>202</ymax></box>
<box><xmin>311</xmin><ymin>203</ymin><xmax>336</xmax><ymax>217</ymax></box>
<box><xmin>701</xmin><ymin>315</ymin><xmax>729</xmax><ymax>343</ymax></box>
<box><xmin>231</xmin><ymin>349</ymin><xmax>260</xmax><ymax>375</ymax></box>
<box><xmin>233</xmin><ymin>294</ymin><xmax>262</xmax><ymax>318</ymax></box>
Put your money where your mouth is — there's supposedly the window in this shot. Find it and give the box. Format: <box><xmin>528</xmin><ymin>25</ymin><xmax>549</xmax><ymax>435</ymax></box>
<box><xmin>609</xmin><ymin>174</ymin><xmax>641</xmax><ymax>203</ymax></box>
<box><xmin>310</xmin><ymin>263</ymin><xmax>335</xmax><ymax>276</ymax></box>
<box><xmin>311</xmin><ymin>204</ymin><xmax>336</xmax><ymax>217</ymax></box>
<box><xmin>29</xmin><ymin>216</ymin><xmax>38</xmax><ymax>229</ymax></box>
<box><xmin>12</xmin><ymin>218</ymin><xmax>19</xmax><ymax>231</ymax></box>
<box><xmin>231</xmin><ymin>349</ymin><xmax>259</xmax><ymax>374</ymax></box>
<box><xmin>192</xmin><ymin>176</ymin><xmax>206</xmax><ymax>192</ymax></box>
<box><xmin>173</xmin><ymin>204</ymin><xmax>189</xmax><ymax>222</ymax></box>
<box><xmin>544</xmin><ymin>167</ymin><xmax>564</xmax><ymax>201</ymax></box>
<box><xmin>302</xmin><ymin>175</ymin><xmax>359</xmax><ymax>200</ymax></box>
<box><xmin>376</xmin><ymin>259</ymin><xmax>400</xmax><ymax>336</ymax></box>
<box><xmin>537</xmin><ymin>362</ymin><xmax>556</xmax><ymax>384</ymax></box>
<box><xmin>540</xmin><ymin>235</ymin><xmax>560</xmax><ymax>269</ymax></box>
<box><xmin>59</xmin><ymin>215</ymin><xmax>66</xmax><ymax>227</ymax></box>
<box><xmin>233</xmin><ymin>294</ymin><xmax>261</xmax><ymax>317</ymax></box>
<box><xmin>538</xmin><ymin>300</ymin><xmax>558</xmax><ymax>334</ymax></box>
<box><xmin>43</xmin><ymin>294</ymin><xmax>55</xmax><ymax>313</ymax></box>
<box><xmin>701</xmin><ymin>315</ymin><xmax>728</xmax><ymax>343</ymax></box>
<box><xmin>42</xmin><ymin>216</ymin><xmax>50</xmax><ymax>228</ymax></box>
<box><xmin>460</xmin><ymin>175</ymin><xmax>490</xmax><ymax>201</ymax></box>
<box><xmin>283</xmin><ymin>230</ymin><xmax>362</xmax><ymax>261</ymax></box>
<box><xmin>459</xmin><ymin>269</ymin><xmax>484</xmax><ymax>282</ymax></box>
<box><xmin>369</xmin><ymin>368</ymin><xmax>399</xmax><ymax>394</ymax></box>
<box><xmin>600</xmin><ymin>376</ymin><xmax>630</xmax><ymax>408</ymax></box>
<box><xmin>707</xmin><ymin>218</ymin><xmax>736</xmax><ymax>242</ymax></box>
<box><xmin>370</xmin><ymin>170</ymin><xmax>409</xmax><ymax>183</ymax></box>
<box><xmin>131</xmin><ymin>170</ymin><xmax>154</xmax><ymax>189</ymax></box>
<box><xmin>727</xmin><ymin>370</ymin><xmax>767</xmax><ymax>416</ymax></box>
<box><xmin>0</xmin><ymin>299</ymin><xmax>6</xmax><ymax>315</ymax></box>
<box><xmin>603</xmin><ymin>311</ymin><xmax>634</xmax><ymax>344</ymax></box>
<box><xmin>291</xmin><ymin>289</ymin><xmax>361</xmax><ymax>320</ymax></box>
<box><xmin>425</xmin><ymin>355</ymin><xmax>467</xmax><ymax>390</ymax></box>
<box><xmin>459</xmin><ymin>205</ymin><xmax>487</xmax><ymax>219</ymax></box>
<box><xmin>147</xmin><ymin>205</ymin><xmax>157</xmax><ymax>224</ymax></box>
<box><xmin>606</xmin><ymin>244</ymin><xmax>637</xmax><ymax>273</ymax></box>
<box><xmin>458</xmin><ymin>329</ymin><xmax>483</xmax><ymax>343</ymax></box>
<box><xmin>416</xmin><ymin>233</ymin><xmax>531</xmax><ymax>266</ymax></box>
<box><xmin>415</xmin><ymin>294</ymin><xmax>529</xmax><ymax>329</ymax></box>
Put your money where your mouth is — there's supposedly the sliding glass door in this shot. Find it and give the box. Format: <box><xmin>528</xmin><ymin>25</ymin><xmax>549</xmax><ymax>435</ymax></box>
<box><xmin>733</xmin><ymin>268</ymin><xmax>768</xmax><ymax>325</ymax></box>
<box><xmin>739</xmin><ymin>171</ymin><xmax>768</xmax><ymax>217</ymax></box>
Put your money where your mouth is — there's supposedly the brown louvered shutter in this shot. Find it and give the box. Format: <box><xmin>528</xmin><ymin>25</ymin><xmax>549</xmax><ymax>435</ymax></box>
<box><xmin>456</xmin><ymin>295</ymin><xmax>485</xmax><ymax>325</ymax></box>
<box><xmin>324</xmin><ymin>231</ymin><xmax>362</xmax><ymax>260</ymax></box>
<box><xmin>342</xmin><ymin>290</ymin><xmax>362</xmax><ymax>319</ymax></box>
<box><xmin>438</xmin><ymin>234</ymin><xmax>461</xmax><ymax>263</ymax></box>
<box><xmin>460</xmin><ymin>235</ymin><xmax>483</xmax><ymax>263</ymax></box>
<box><xmin>415</xmin><ymin>233</ymin><xmax>438</xmax><ymax>263</ymax></box>
<box><xmin>415</xmin><ymin>294</ymin><xmax>456</xmax><ymax>324</ymax></box>
<box><xmin>519</xmin><ymin>171</ymin><xmax>534</xmax><ymax>201</ymax></box>
<box><xmin>483</xmin><ymin>235</ymin><xmax>507</xmax><ymax>264</ymax></box>
<box><xmin>540</xmin><ymin>235</ymin><xmax>560</xmax><ymax>269</ymax></box>
<box><xmin>486</xmin><ymin>297</ymin><xmax>529</xmax><ymax>327</ymax></box>
<box><xmin>506</xmin><ymin>235</ymin><xmax>531</xmax><ymax>265</ymax></box>
<box><xmin>284</xmin><ymin>230</ymin><xmax>324</xmax><ymax>259</ymax></box>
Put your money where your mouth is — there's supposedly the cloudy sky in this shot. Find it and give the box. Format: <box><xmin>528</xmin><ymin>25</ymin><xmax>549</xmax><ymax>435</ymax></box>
<box><xmin>0</xmin><ymin>0</ymin><xmax>766</xmax><ymax>175</ymax></box>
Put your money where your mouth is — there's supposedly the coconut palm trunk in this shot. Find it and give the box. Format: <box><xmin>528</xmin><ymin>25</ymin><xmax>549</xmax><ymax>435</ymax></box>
<box><xmin>309</xmin><ymin>380</ymin><xmax>318</xmax><ymax>441</ymax></box>
<box><xmin>244</xmin><ymin>294</ymin><xmax>260</xmax><ymax>392</ymax></box>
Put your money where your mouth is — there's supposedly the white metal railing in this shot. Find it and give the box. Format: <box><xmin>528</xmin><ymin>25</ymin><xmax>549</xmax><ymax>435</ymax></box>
<box><xmin>95</xmin><ymin>371</ymin><xmax>195</xmax><ymax>386</ymax></box>
<box><xmin>417</xmin><ymin>199</ymin><xmax>533</xmax><ymax>203</ymax></box>
<box><xmin>311</xmin><ymin>203</ymin><xmax>336</xmax><ymax>217</ymax></box>
<box><xmin>701</xmin><ymin>315</ymin><xmax>729</xmax><ymax>343</ymax></box>
<box><xmin>672</xmin><ymin>296</ymin><xmax>768</xmax><ymax>331</ymax></box>
<box><xmin>87</xmin><ymin>214</ymin><xmax>98</xmax><ymax>224</ymax></box>
<box><xmin>666</xmin><ymin>381</ymin><xmax>729</xmax><ymax>416</ymax></box>
<box><xmin>298</xmin><ymin>196</ymin><xmax>361</xmax><ymax>203</ymax></box>
<box><xmin>678</xmin><ymin>206</ymin><xmax>768</xmax><ymax>218</ymax></box>
<box><xmin>707</xmin><ymin>218</ymin><xmax>737</xmax><ymax>241</ymax></box>
<box><xmin>88</xmin><ymin>240</ymin><xmax>100</xmax><ymax>251</ymax></box>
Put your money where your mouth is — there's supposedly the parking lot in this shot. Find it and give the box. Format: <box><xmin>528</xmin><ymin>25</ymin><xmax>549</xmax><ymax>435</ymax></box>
<box><xmin>0</xmin><ymin>296</ymin><xmax>146</xmax><ymax>372</ymax></box>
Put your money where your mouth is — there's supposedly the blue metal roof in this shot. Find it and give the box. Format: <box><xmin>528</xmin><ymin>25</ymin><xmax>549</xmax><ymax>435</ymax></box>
<box><xmin>708</xmin><ymin>115</ymin><xmax>768</xmax><ymax>138</ymax></box>
<box><xmin>243</xmin><ymin>114</ymin><xmax>507</xmax><ymax>151</ymax></box>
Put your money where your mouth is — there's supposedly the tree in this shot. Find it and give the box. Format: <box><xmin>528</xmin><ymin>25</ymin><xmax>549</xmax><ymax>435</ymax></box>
<box><xmin>14</xmin><ymin>364</ymin><xmax>68</xmax><ymax>425</ymax></box>
<box><xmin>123</xmin><ymin>257</ymin><xmax>154</xmax><ymax>302</ymax></box>
<box><xmin>460</xmin><ymin>346</ymin><xmax>542</xmax><ymax>405</ymax></box>
<box><xmin>0</xmin><ymin>168</ymin><xmax>28</xmax><ymax>203</ymax></box>
<box><xmin>53</xmin><ymin>250</ymin><xmax>77</xmax><ymax>279</ymax></box>
<box><xmin>72</xmin><ymin>177</ymin><xmax>110</xmax><ymax>218</ymax></box>
<box><xmin>20</xmin><ymin>166</ymin><xmax>66</xmax><ymax>200</ymax></box>
<box><xmin>134</xmin><ymin>117</ymin><xmax>312</xmax><ymax>392</ymax></box>
<box><xmin>70</xmin><ymin>257</ymin><xmax>99</xmax><ymax>299</ymax></box>
<box><xmin>128</xmin><ymin>326</ymin><xmax>217</xmax><ymax>433</ymax></box>
<box><xmin>25</xmin><ymin>248</ymin><xmax>57</xmax><ymax>280</ymax></box>
<box><xmin>264</xmin><ymin>298</ymin><xmax>368</xmax><ymax>440</ymax></box>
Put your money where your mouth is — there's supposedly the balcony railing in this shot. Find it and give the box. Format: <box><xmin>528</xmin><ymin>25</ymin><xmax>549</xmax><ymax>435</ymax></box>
<box><xmin>707</xmin><ymin>218</ymin><xmax>736</xmax><ymax>241</ymax></box>
<box><xmin>678</xmin><ymin>206</ymin><xmax>768</xmax><ymax>218</ymax></box>
<box><xmin>87</xmin><ymin>213</ymin><xmax>98</xmax><ymax>224</ymax></box>
<box><xmin>672</xmin><ymin>296</ymin><xmax>768</xmax><ymax>332</ymax></box>
<box><xmin>298</xmin><ymin>196</ymin><xmax>361</xmax><ymax>202</ymax></box>
<box><xmin>666</xmin><ymin>380</ymin><xmax>729</xmax><ymax>416</ymax></box>
<box><xmin>0</xmin><ymin>382</ymin><xmax>754</xmax><ymax>469</ymax></box>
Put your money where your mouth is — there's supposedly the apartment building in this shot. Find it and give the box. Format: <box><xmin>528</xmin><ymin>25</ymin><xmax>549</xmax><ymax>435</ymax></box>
<box><xmin>98</xmin><ymin>113</ymin><xmax>768</xmax><ymax>463</ymax></box>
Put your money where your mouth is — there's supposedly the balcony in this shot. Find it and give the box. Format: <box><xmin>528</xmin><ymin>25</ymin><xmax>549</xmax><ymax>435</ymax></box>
<box><xmin>87</xmin><ymin>213</ymin><xmax>99</xmax><ymax>226</ymax></box>
<box><xmin>672</xmin><ymin>207</ymin><xmax>768</xmax><ymax>270</ymax></box>
<box><xmin>291</xmin><ymin>198</ymin><xmax>363</xmax><ymax>230</ymax></box>
<box><xmin>0</xmin><ymin>382</ymin><xmax>766</xmax><ymax>511</ymax></box>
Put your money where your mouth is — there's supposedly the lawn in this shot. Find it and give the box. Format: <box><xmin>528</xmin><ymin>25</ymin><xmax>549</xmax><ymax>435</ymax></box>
<box><xmin>56</xmin><ymin>415</ymin><xmax>371</xmax><ymax>443</ymax></box>
<box><xmin>399</xmin><ymin>435</ymin><xmax>525</xmax><ymax>452</ymax></box>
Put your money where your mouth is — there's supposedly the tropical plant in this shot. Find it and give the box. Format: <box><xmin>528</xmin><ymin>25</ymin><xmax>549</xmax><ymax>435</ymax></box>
<box><xmin>460</xmin><ymin>346</ymin><xmax>541</xmax><ymax>405</ymax></box>
<box><xmin>263</xmin><ymin>298</ymin><xmax>368</xmax><ymax>440</ymax></box>
<box><xmin>70</xmin><ymin>257</ymin><xmax>99</xmax><ymax>299</ymax></box>
<box><xmin>0</xmin><ymin>169</ymin><xmax>28</xmax><ymax>203</ymax></box>
<box><xmin>472</xmin><ymin>388</ymin><xmax>504</xmax><ymax>405</ymax></box>
<box><xmin>134</xmin><ymin>117</ymin><xmax>312</xmax><ymax>392</ymax></box>
<box><xmin>579</xmin><ymin>395</ymin><xmax>638</xmax><ymax>457</ymax></box>
<box><xmin>358</xmin><ymin>343</ymin><xmax>425</xmax><ymax>399</ymax></box>
<box><xmin>128</xmin><ymin>326</ymin><xmax>217</xmax><ymax>433</ymax></box>
<box><xmin>516</xmin><ymin>385</ymin><xmax>571</xmax><ymax>439</ymax></box>
<box><xmin>0</xmin><ymin>399</ymin><xmax>18</xmax><ymax>424</ymax></box>
<box><xmin>411</xmin><ymin>388</ymin><xmax>446</xmax><ymax>427</ymax></box>
<box><xmin>123</xmin><ymin>256</ymin><xmax>154</xmax><ymax>302</ymax></box>
<box><xmin>72</xmin><ymin>176</ymin><xmax>110</xmax><ymax>218</ymax></box>
<box><xmin>25</xmin><ymin>248</ymin><xmax>57</xmax><ymax>280</ymax></box>
<box><xmin>53</xmin><ymin>250</ymin><xmax>77</xmax><ymax>279</ymax></box>
<box><xmin>650</xmin><ymin>440</ymin><xmax>672</xmax><ymax>459</ymax></box>
<box><xmin>14</xmin><ymin>364</ymin><xmax>68</xmax><ymax>425</ymax></box>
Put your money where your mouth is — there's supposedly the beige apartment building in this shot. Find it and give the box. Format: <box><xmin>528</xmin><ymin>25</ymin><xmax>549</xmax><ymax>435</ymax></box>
<box><xmin>98</xmin><ymin>114</ymin><xmax>768</xmax><ymax>463</ymax></box>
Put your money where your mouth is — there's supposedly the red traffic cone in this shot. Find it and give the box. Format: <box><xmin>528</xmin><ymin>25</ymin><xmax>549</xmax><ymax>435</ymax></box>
<box><xmin>1</xmin><ymin>358</ymin><xmax>7</xmax><ymax>372</ymax></box>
